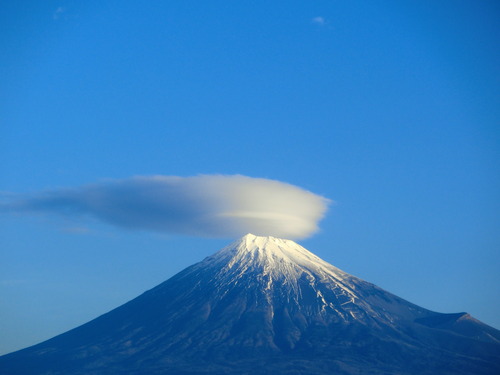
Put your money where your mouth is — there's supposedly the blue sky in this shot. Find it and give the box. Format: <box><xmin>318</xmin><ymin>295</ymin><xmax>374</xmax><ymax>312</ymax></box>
<box><xmin>1</xmin><ymin>0</ymin><xmax>499</xmax><ymax>354</ymax></box>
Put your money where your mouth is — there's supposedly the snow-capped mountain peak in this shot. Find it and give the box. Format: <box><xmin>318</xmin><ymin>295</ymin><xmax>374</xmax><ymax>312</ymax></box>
<box><xmin>210</xmin><ymin>233</ymin><xmax>348</xmax><ymax>280</ymax></box>
<box><xmin>1</xmin><ymin>234</ymin><xmax>499</xmax><ymax>375</ymax></box>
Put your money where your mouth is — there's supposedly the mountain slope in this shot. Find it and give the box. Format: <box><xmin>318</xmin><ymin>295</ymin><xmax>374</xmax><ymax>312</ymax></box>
<box><xmin>1</xmin><ymin>234</ymin><xmax>499</xmax><ymax>374</ymax></box>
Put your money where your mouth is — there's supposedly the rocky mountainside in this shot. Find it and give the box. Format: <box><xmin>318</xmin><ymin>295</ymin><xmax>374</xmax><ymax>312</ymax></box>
<box><xmin>1</xmin><ymin>234</ymin><xmax>499</xmax><ymax>374</ymax></box>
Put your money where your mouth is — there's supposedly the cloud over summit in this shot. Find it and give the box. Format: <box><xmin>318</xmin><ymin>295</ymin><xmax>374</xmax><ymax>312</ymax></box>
<box><xmin>1</xmin><ymin>175</ymin><xmax>330</xmax><ymax>239</ymax></box>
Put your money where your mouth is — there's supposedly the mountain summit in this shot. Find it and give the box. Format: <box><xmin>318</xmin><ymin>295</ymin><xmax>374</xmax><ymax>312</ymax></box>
<box><xmin>1</xmin><ymin>234</ymin><xmax>499</xmax><ymax>374</ymax></box>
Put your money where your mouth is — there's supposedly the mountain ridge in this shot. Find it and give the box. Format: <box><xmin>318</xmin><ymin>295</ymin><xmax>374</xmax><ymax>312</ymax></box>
<box><xmin>1</xmin><ymin>234</ymin><xmax>499</xmax><ymax>374</ymax></box>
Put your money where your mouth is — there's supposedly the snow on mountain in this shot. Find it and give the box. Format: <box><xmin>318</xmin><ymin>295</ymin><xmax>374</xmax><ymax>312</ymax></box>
<box><xmin>200</xmin><ymin>234</ymin><xmax>435</xmax><ymax>325</ymax></box>
<box><xmin>1</xmin><ymin>234</ymin><xmax>499</xmax><ymax>375</ymax></box>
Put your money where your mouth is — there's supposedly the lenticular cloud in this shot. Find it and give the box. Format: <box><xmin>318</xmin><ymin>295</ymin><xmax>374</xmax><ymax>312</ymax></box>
<box><xmin>1</xmin><ymin>175</ymin><xmax>330</xmax><ymax>239</ymax></box>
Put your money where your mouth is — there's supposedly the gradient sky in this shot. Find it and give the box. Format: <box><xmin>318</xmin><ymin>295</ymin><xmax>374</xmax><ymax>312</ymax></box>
<box><xmin>1</xmin><ymin>0</ymin><xmax>499</xmax><ymax>355</ymax></box>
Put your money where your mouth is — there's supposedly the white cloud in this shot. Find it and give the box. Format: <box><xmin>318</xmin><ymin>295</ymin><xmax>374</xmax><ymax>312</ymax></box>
<box><xmin>53</xmin><ymin>7</ymin><xmax>65</xmax><ymax>20</ymax></box>
<box><xmin>1</xmin><ymin>175</ymin><xmax>330</xmax><ymax>239</ymax></box>
<box><xmin>312</xmin><ymin>16</ymin><xmax>326</xmax><ymax>26</ymax></box>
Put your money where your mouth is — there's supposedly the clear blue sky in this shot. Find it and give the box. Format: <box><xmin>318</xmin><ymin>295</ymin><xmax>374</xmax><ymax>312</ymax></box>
<box><xmin>1</xmin><ymin>0</ymin><xmax>499</xmax><ymax>355</ymax></box>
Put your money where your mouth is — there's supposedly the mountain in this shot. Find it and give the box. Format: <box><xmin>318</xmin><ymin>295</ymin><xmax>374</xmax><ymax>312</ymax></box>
<box><xmin>1</xmin><ymin>234</ymin><xmax>499</xmax><ymax>374</ymax></box>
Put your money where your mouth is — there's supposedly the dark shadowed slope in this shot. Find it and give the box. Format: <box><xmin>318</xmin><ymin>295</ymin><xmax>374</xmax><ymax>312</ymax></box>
<box><xmin>1</xmin><ymin>234</ymin><xmax>499</xmax><ymax>374</ymax></box>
